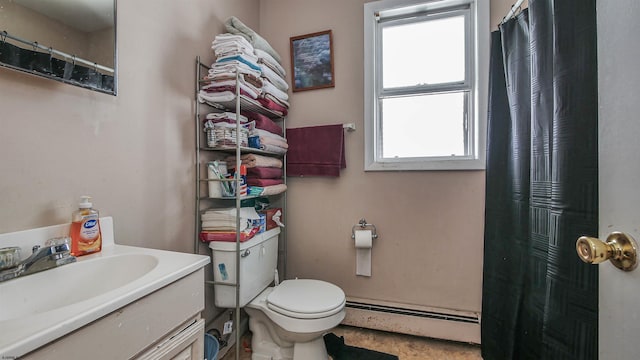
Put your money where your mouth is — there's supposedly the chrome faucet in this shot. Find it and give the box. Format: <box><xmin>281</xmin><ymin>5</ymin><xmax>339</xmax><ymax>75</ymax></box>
<box><xmin>0</xmin><ymin>237</ymin><xmax>76</xmax><ymax>282</ymax></box>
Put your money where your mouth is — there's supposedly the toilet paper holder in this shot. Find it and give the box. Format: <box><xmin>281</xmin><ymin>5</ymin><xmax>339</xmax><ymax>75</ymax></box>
<box><xmin>351</xmin><ymin>218</ymin><xmax>379</xmax><ymax>240</ymax></box>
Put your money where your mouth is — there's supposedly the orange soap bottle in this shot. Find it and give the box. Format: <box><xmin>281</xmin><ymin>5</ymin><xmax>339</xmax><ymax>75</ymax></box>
<box><xmin>70</xmin><ymin>196</ymin><xmax>102</xmax><ymax>256</ymax></box>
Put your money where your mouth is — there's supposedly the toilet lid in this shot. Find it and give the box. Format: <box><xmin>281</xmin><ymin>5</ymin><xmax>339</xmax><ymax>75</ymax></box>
<box><xmin>266</xmin><ymin>279</ymin><xmax>346</xmax><ymax>319</ymax></box>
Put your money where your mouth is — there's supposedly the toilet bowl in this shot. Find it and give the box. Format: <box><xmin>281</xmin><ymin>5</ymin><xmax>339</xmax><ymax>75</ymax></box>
<box><xmin>245</xmin><ymin>279</ymin><xmax>346</xmax><ymax>360</ymax></box>
<box><xmin>208</xmin><ymin>228</ymin><xmax>345</xmax><ymax>360</ymax></box>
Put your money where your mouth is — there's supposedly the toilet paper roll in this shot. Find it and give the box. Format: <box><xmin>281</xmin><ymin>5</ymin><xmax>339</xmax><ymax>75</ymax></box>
<box><xmin>355</xmin><ymin>230</ymin><xmax>373</xmax><ymax>277</ymax></box>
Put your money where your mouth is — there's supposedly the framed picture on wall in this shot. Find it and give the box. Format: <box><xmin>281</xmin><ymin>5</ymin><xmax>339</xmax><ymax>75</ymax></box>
<box><xmin>289</xmin><ymin>30</ymin><xmax>335</xmax><ymax>92</ymax></box>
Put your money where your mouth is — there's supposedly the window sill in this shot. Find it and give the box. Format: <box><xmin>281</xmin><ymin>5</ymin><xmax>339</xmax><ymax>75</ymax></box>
<box><xmin>364</xmin><ymin>157</ymin><xmax>486</xmax><ymax>171</ymax></box>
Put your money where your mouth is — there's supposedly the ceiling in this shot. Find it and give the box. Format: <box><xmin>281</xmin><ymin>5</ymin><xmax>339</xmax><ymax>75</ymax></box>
<box><xmin>13</xmin><ymin>0</ymin><xmax>114</xmax><ymax>33</ymax></box>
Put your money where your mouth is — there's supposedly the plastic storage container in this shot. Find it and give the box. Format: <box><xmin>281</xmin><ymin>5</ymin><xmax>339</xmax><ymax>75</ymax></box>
<box><xmin>207</xmin><ymin>161</ymin><xmax>230</xmax><ymax>198</ymax></box>
<box><xmin>204</xmin><ymin>333</ymin><xmax>219</xmax><ymax>360</ymax></box>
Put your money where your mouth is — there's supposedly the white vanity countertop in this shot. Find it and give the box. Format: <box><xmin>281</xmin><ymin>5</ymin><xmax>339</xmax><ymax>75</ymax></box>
<box><xmin>0</xmin><ymin>217</ymin><xmax>210</xmax><ymax>358</ymax></box>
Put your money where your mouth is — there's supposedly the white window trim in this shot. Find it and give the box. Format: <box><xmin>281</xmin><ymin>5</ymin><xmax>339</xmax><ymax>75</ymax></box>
<box><xmin>364</xmin><ymin>0</ymin><xmax>490</xmax><ymax>171</ymax></box>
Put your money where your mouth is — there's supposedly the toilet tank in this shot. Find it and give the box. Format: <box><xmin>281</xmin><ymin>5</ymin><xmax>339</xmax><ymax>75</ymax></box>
<box><xmin>208</xmin><ymin>227</ymin><xmax>280</xmax><ymax>308</ymax></box>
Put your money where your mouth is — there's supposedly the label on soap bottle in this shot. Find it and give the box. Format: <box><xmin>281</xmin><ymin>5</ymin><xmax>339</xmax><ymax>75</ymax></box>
<box><xmin>80</xmin><ymin>214</ymin><xmax>100</xmax><ymax>240</ymax></box>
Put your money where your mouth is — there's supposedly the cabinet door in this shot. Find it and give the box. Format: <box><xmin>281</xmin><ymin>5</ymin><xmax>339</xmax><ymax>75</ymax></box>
<box><xmin>136</xmin><ymin>318</ymin><xmax>205</xmax><ymax>360</ymax></box>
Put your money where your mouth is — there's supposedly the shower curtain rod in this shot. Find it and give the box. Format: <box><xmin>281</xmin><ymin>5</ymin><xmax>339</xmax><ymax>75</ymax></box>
<box><xmin>502</xmin><ymin>0</ymin><xmax>525</xmax><ymax>24</ymax></box>
<box><xmin>1</xmin><ymin>30</ymin><xmax>114</xmax><ymax>73</ymax></box>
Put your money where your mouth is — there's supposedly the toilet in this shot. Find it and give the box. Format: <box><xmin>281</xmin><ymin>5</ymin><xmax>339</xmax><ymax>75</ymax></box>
<box><xmin>208</xmin><ymin>228</ymin><xmax>346</xmax><ymax>360</ymax></box>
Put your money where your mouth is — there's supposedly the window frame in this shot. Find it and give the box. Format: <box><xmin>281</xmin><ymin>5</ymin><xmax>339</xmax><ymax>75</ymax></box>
<box><xmin>364</xmin><ymin>0</ymin><xmax>489</xmax><ymax>171</ymax></box>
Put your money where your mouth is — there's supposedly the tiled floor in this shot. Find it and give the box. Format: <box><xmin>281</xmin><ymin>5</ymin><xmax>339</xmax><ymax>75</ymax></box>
<box><xmin>220</xmin><ymin>325</ymin><xmax>482</xmax><ymax>360</ymax></box>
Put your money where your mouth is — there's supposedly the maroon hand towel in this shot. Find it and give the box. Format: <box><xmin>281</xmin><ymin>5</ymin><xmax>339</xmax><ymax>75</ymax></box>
<box><xmin>286</xmin><ymin>124</ymin><xmax>346</xmax><ymax>177</ymax></box>
<box><xmin>242</xmin><ymin>111</ymin><xmax>283</xmax><ymax>136</ymax></box>
<box><xmin>247</xmin><ymin>178</ymin><xmax>284</xmax><ymax>187</ymax></box>
<box><xmin>246</xmin><ymin>166</ymin><xmax>283</xmax><ymax>179</ymax></box>
<box><xmin>257</xmin><ymin>97</ymin><xmax>288</xmax><ymax>116</ymax></box>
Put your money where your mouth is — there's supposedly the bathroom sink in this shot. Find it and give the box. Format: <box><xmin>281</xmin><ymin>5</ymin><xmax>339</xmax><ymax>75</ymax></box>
<box><xmin>0</xmin><ymin>253</ymin><xmax>158</xmax><ymax>322</ymax></box>
<box><xmin>0</xmin><ymin>217</ymin><xmax>210</xmax><ymax>359</ymax></box>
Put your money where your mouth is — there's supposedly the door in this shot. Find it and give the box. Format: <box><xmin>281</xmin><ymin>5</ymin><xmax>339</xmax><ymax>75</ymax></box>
<box><xmin>597</xmin><ymin>1</ymin><xmax>640</xmax><ymax>358</ymax></box>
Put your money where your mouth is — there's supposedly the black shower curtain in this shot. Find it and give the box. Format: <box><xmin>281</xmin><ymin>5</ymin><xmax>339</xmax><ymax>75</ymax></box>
<box><xmin>481</xmin><ymin>1</ymin><xmax>598</xmax><ymax>359</ymax></box>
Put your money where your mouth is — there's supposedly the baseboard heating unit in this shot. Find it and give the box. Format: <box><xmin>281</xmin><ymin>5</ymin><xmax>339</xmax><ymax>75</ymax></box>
<box><xmin>342</xmin><ymin>298</ymin><xmax>481</xmax><ymax>344</ymax></box>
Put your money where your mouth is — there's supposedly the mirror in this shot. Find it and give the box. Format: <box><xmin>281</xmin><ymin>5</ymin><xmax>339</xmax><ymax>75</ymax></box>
<box><xmin>0</xmin><ymin>0</ymin><xmax>117</xmax><ymax>95</ymax></box>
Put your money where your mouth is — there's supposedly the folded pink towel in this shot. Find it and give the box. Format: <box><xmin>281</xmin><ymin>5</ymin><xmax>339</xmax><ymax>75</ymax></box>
<box><xmin>226</xmin><ymin>154</ymin><xmax>283</xmax><ymax>168</ymax></box>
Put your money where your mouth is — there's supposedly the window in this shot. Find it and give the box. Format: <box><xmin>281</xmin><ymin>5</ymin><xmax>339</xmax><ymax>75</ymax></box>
<box><xmin>364</xmin><ymin>0</ymin><xmax>489</xmax><ymax>170</ymax></box>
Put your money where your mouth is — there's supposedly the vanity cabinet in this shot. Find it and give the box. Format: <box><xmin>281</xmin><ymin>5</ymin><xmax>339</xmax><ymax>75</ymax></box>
<box><xmin>22</xmin><ymin>269</ymin><xmax>205</xmax><ymax>360</ymax></box>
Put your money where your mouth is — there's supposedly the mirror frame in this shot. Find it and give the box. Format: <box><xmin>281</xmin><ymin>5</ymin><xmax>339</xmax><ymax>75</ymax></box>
<box><xmin>0</xmin><ymin>0</ymin><xmax>117</xmax><ymax>95</ymax></box>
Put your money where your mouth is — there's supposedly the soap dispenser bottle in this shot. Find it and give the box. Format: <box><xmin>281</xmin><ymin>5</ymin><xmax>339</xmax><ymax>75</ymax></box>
<box><xmin>70</xmin><ymin>196</ymin><xmax>102</xmax><ymax>256</ymax></box>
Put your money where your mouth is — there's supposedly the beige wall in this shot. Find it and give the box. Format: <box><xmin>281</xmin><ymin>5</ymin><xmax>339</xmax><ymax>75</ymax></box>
<box><xmin>0</xmin><ymin>1</ymin><xmax>259</xmax><ymax>248</ymax></box>
<box><xmin>0</xmin><ymin>0</ymin><xmax>90</xmax><ymax>59</ymax></box>
<box><xmin>491</xmin><ymin>0</ymin><xmax>528</xmax><ymax>29</ymax></box>
<box><xmin>88</xmin><ymin>27</ymin><xmax>116</xmax><ymax>69</ymax></box>
<box><xmin>259</xmin><ymin>0</ymin><xmax>520</xmax><ymax>314</ymax></box>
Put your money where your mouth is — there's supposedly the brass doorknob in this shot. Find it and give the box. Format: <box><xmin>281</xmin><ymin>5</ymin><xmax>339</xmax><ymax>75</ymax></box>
<box><xmin>576</xmin><ymin>232</ymin><xmax>638</xmax><ymax>271</ymax></box>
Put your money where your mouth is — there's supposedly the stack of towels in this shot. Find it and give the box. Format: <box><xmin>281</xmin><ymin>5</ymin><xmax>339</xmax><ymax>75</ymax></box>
<box><xmin>198</xmin><ymin>17</ymin><xmax>290</xmax><ymax>116</ymax></box>
<box><xmin>199</xmin><ymin>207</ymin><xmax>262</xmax><ymax>242</ymax></box>
<box><xmin>249</xmin><ymin>128</ymin><xmax>288</xmax><ymax>154</ymax></box>
<box><xmin>245</xmin><ymin>113</ymin><xmax>288</xmax><ymax>154</ymax></box>
<box><xmin>255</xmin><ymin>47</ymin><xmax>289</xmax><ymax>116</ymax></box>
<box><xmin>199</xmin><ymin>34</ymin><xmax>263</xmax><ymax>104</ymax></box>
<box><xmin>226</xmin><ymin>154</ymin><xmax>287</xmax><ymax>196</ymax></box>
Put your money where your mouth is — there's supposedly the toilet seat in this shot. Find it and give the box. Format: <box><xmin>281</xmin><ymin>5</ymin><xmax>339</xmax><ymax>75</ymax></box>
<box><xmin>266</xmin><ymin>279</ymin><xmax>345</xmax><ymax>319</ymax></box>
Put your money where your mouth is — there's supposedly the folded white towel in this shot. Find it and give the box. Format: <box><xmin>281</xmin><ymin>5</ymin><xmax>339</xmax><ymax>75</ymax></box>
<box><xmin>263</xmin><ymin>93</ymin><xmax>290</xmax><ymax>108</ymax></box>
<box><xmin>201</xmin><ymin>208</ymin><xmax>235</xmax><ymax>218</ymax></box>
<box><xmin>261</xmin><ymin>78</ymin><xmax>289</xmax><ymax>101</ymax></box>
<box><xmin>215</xmin><ymin>48</ymin><xmax>260</xmax><ymax>63</ymax></box>
<box><xmin>259</xmin><ymin>144</ymin><xmax>287</xmax><ymax>154</ymax></box>
<box><xmin>198</xmin><ymin>90</ymin><xmax>236</xmax><ymax>104</ymax></box>
<box><xmin>209</xmin><ymin>60</ymin><xmax>261</xmax><ymax>76</ymax></box>
<box><xmin>213</xmin><ymin>47</ymin><xmax>255</xmax><ymax>61</ymax></box>
<box><xmin>212</xmin><ymin>33</ymin><xmax>254</xmax><ymax>50</ymax></box>
<box><xmin>259</xmin><ymin>135</ymin><xmax>288</xmax><ymax>149</ymax></box>
<box><xmin>206</xmin><ymin>112</ymin><xmax>249</xmax><ymax>123</ymax></box>
<box><xmin>201</xmin><ymin>207</ymin><xmax>260</xmax><ymax>231</ymax></box>
<box><xmin>216</xmin><ymin>54</ymin><xmax>261</xmax><ymax>70</ymax></box>
<box><xmin>259</xmin><ymin>184</ymin><xmax>287</xmax><ymax>196</ymax></box>
<box><xmin>260</xmin><ymin>64</ymin><xmax>289</xmax><ymax>92</ymax></box>
<box><xmin>255</xmin><ymin>48</ymin><xmax>286</xmax><ymax>76</ymax></box>
<box><xmin>201</xmin><ymin>79</ymin><xmax>261</xmax><ymax>99</ymax></box>
<box><xmin>255</xmin><ymin>128</ymin><xmax>287</xmax><ymax>142</ymax></box>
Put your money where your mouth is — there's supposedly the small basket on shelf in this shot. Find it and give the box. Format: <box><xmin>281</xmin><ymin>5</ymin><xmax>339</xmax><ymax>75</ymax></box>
<box><xmin>204</xmin><ymin>123</ymin><xmax>249</xmax><ymax>148</ymax></box>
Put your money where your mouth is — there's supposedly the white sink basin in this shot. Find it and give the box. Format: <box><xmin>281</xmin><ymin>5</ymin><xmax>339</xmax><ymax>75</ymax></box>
<box><xmin>0</xmin><ymin>253</ymin><xmax>158</xmax><ymax>322</ymax></box>
<box><xmin>0</xmin><ymin>217</ymin><xmax>210</xmax><ymax>359</ymax></box>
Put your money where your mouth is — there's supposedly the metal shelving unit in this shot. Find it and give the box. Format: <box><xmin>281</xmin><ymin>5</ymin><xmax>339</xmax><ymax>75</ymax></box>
<box><xmin>194</xmin><ymin>56</ymin><xmax>287</xmax><ymax>360</ymax></box>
